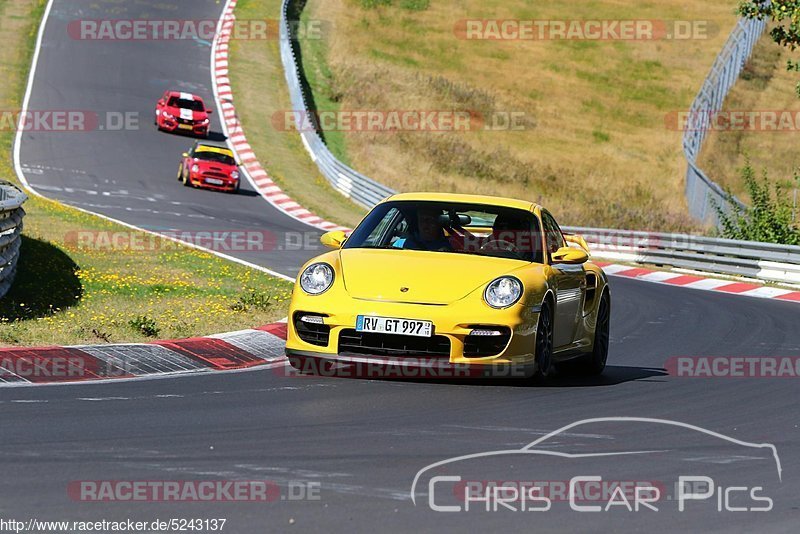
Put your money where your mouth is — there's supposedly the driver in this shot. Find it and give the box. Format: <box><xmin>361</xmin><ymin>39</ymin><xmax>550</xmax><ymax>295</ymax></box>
<box><xmin>484</xmin><ymin>212</ymin><xmax>533</xmax><ymax>255</ymax></box>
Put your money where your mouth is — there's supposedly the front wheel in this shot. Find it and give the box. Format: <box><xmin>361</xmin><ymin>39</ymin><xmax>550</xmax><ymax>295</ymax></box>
<box><xmin>182</xmin><ymin>166</ymin><xmax>191</xmax><ymax>187</ymax></box>
<box><xmin>177</xmin><ymin>163</ymin><xmax>184</xmax><ymax>181</ymax></box>
<box><xmin>575</xmin><ymin>291</ymin><xmax>610</xmax><ymax>376</ymax></box>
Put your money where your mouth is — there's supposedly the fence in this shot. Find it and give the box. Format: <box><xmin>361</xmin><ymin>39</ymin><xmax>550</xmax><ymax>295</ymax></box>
<box><xmin>0</xmin><ymin>182</ymin><xmax>26</xmax><ymax>298</ymax></box>
<box><xmin>682</xmin><ymin>15</ymin><xmax>768</xmax><ymax>224</ymax></box>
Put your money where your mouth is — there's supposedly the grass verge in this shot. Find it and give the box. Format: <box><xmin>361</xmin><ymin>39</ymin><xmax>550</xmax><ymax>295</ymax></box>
<box><xmin>226</xmin><ymin>0</ymin><xmax>366</xmax><ymax>229</ymax></box>
<box><xmin>0</xmin><ymin>0</ymin><xmax>292</xmax><ymax>346</ymax></box>
<box><xmin>294</xmin><ymin>0</ymin><xmax>744</xmax><ymax>231</ymax></box>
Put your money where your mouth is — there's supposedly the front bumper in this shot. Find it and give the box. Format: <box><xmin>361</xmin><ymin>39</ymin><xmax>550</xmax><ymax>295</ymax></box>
<box><xmin>286</xmin><ymin>291</ymin><xmax>540</xmax><ymax>368</ymax></box>
<box><xmin>188</xmin><ymin>173</ymin><xmax>238</xmax><ymax>192</ymax></box>
<box><xmin>158</xmin><ymin>115</ymin><xmax>209</xmax><ymax>136</ymax></box>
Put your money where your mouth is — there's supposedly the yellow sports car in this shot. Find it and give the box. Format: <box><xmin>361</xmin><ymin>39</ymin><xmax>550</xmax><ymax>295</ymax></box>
<box><xmin>285</xmin><ymin>193</ymin><xmax>610</xmax><ymax>380</ymax></box>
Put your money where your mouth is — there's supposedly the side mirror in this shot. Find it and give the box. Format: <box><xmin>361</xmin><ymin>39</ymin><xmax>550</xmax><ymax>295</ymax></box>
<box><xmin>182</xmin><ymin>152</ymin><xmax>189</xmax><ymax>158</ymax></box>
<box><xmin>563</xmin><ymin>233</ymin><xmax>590</xmax><ymax>254</ymax></box>
<box><xmin>206</xmin><ymin>109</ymin><xmax>214</xmax><ymax>114</ymax></box>
<box><xmin>551</xmin><ymin>246</ymin><xmax>588</xmax><ymax>265</ymax></box>
<box><xmin>320</xmin><ymin>230</ymin><xmax>347</xmax><ymax>249</ymax></box>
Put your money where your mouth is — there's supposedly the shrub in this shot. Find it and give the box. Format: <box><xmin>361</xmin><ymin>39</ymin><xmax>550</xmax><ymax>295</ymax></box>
<box><xmin>129</xmin><ymin>315</ymin><xmax>160</xmax><ymax>338</ymax></box>
<box><xmin>713</xmin><ymin>161</ymin><xmax>800</xmax><ymax>245</ymax></box>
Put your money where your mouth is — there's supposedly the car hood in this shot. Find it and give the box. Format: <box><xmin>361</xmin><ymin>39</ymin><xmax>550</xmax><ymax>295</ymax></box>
<box><xmin>192</xmin><ymin>158</ymin><xmax>235</xmax><ymax>173</ymax></box>
<box><xmin>166</xmin><ymin>106</ymin><xmax>208</xmax><ymax>121</ymax></box>
<box><xmin>339</xmin><ymin>249</ymin><xmax>525</xmax><ymax>305</ymax></box>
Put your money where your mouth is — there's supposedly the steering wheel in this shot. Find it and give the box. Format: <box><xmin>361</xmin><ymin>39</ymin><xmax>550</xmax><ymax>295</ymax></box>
<box><xmin>480</xmin><ymin>239</ymin><xmax>519</xmax><ymax>253</ymax></box>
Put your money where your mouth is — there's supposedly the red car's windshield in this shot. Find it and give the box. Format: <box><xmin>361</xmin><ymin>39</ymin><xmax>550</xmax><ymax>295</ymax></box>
<box><xmin>193</xmin><ymin>150</ymin><xmax>235</xmax><ymax>166</ymax></box>
<box><xmin>168</xmin><ymin>96</ymin><xmax>205</xmax><ymax>111</ymax></box>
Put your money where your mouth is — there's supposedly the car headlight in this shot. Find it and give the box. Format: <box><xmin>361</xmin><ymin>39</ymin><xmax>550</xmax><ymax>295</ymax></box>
<box><xmin>484</xmin><ymin>276</ymin><xmax>522</xmax><ymax>309</ymax></box>
<box><xmin>230</xmin><ymin>170</ymin><xmax>240</xmax><ymax>180</ymax></box>
<box><xmin>191</xmin><ymin>164</ymin><xmax>200</xmax><ymax>173</ymax></box>
<box><xmin>163</xmin><ymin>112</ymin><xmax>175</xmax><ymax>120</ymax></box>
<box><xmin>200</xmin><ymin>118</ymin><xmax>210</xmax><ymax>125</ymax></box>
<box><xmin>299</xmin><ymin>263</ymin><xmax>334</xmax><ymax>295</ymax></box>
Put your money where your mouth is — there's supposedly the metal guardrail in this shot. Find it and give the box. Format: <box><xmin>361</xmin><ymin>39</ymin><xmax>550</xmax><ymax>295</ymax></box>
<box><xmin>564</xmin><ymin>226</ymin><xmax>800</xmax><ymax>286</ymax></box>
<box><xmin>0</xmin><ymin>182</ymin><xmax>26</xmax><ymax>298</ymax></box>
<box><xmin>279</xmin><ymin>0</ymin><xmax>396</xmax><ymax>209</ymax></box>
<box><xmin>682</xmin><ymin>16</ymin><xmax>768</xmax><ymax>224</ymax></box>
<box><xmin>278</xmin><ymin>1</ymin><xmax>800</xmax><ymax>285</ymax></box>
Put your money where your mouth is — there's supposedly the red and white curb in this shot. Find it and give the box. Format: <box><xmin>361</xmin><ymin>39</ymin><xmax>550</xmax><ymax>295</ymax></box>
<box><xmin>212</xmin><ymin>0</ymin><xmax>349</xmax><ymax>233</ymax></box>
<box><xmin>595</xmin><ymin>261</ymin><xmax>800</xmax><ymax>303</ymax></box>
<box><xmin>0</xmin><ymin>323</ymin><xmax>289</xmax><ymax>386</ymax></box>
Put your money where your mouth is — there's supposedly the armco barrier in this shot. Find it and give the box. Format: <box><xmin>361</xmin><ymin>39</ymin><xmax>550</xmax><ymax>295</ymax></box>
<box><xmin>564</xmin><ymin>226</ymin><xmax>800</xmax><ymax>286</ymax></box>
<box><xmin>682</xmin><ymin>15</ymin><xmax>767</xmax><ymax>224</ymax></box>
<box><xmin>279</xmin><ymin>0</ymin><xmax>396</xmax><ymax>209</ymax></box>
<box><xmin>0</xmin><ymin>182</ymin><xmax>26</xmax><ymax>298</ymax></box>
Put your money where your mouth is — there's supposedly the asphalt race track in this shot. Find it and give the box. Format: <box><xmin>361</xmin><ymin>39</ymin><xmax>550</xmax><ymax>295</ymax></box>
<box><xmin>7</xmin><ymin>0</ymin><xmax>800</xmax><ymax>532</ymax></box>
<box><xmin>17</xmin><ymin>0</ymin><xmax>321</xmax><ymax>276</ymax></box>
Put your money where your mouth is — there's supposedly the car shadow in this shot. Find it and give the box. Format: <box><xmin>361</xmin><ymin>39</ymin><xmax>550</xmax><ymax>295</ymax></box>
<box><xmin>0</xmin><ymin>235</ymin><xmax>83</xmax><ymax>320</ymax></box>
<box><xmin>287</xmin><ymin>364</ymin><xmax>669</xmax><ymax>389</ymax></box>
<box><xmin>206</xmin><ymin>131</ymin><xmax>227</xmax><ymax>143</ymax></box>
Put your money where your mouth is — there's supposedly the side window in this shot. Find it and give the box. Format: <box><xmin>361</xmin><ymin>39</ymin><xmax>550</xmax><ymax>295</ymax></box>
<box><xmin>362</xmin><ymin>208</ymin><xmax>403</xmax><ymax>247</ymax></box>
<box><xmin>541</xmin><ymin>211</ymin><xmax>565</xmax><ymax>257</ymax></box>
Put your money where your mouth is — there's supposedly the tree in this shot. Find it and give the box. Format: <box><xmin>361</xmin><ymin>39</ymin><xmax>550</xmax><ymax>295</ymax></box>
<box><xmin>713</xmin><ymin>161</ymin><xmax>800</xmax><ymax>245</ymax></box>
<box><xmin>739</xmin><ymin>0</ymin><xmax>800</xmax><ymax>96</ymax></box>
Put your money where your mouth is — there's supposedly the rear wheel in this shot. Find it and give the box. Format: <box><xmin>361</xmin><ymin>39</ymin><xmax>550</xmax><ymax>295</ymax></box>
<box><xmin>575</xmin><ymin>291</ymin><xmax>610</xmax><ymax>375</ymax></box>
<box><xmin>532</xmin><ymin>300</ymin><xmax>554</xmax><ymax>380</ymax></box>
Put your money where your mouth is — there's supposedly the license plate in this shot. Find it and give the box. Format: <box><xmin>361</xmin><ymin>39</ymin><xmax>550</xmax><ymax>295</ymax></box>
<box><xmin>356</xmin><ymin>315</ymin><xmax>432</xmax><ymax>337</ymax></box>
<box><xmin>205</xmin><ymin>178</ymin><xmax>224</xmax><ymax>185</ymax></box>
<box><xmin>178</xmin><ymin>124</ymin><xmax>193</xmax><ymax>130</ymax></box>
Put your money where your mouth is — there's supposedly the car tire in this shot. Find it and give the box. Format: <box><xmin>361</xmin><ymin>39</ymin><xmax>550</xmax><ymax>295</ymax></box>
<box><xmin>532</xmin><ymin>300</ymin><xmax>554</xmax><ymax>381</ymax></box>
<box><xmin>574</xmin><ymin>291</ymin><xmax>610</xmax><ymax>376</ymax></box>
<box><xmin>229</xmin><ymin>180</ymin><xmax>240</xmax><ymax>194</ymax></box>
<box><xmin>182</xmin><ymin>167</ymin><xmax>191</xmax><ymax>187</ymax></box>
<box><xmin>177</xmin><ymin>163</ymin><xmax>184</xmax><ymax>182</ymax></box>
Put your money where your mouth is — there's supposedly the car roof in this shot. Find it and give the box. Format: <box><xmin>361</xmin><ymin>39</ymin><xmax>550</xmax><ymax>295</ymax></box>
<box><xmin>166</xmin><ymin>90</ymin><xmax>203</xmax><ymax>101</ymax></box>
<box><xmin>383</xmin><ymin>192</ymin><xmax>538</xmax><ymax>212</ymax></box>
<box><xmin>194</xmin><ymin>143</ymin><xmax>233</xmax><ymax>155</ymax></box>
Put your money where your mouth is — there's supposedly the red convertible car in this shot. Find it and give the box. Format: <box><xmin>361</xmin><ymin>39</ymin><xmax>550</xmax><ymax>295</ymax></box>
<box><xmin>178</xmin><ymin>142</ymin><xmax>240</xmax><ymax>193</ymax></box>
<box><xmin>155</xmin><ymin>90</ymin><xmax>213</xmax><ymax>137</ymax></box>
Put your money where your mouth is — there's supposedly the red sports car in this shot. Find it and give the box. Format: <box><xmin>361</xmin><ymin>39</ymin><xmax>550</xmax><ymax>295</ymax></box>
<box><xmin>178</xmin><ymin>142</ymin><xmax>240</xmax><ymax>193</ymax></box>
<box><xmin>155</xmin><ymin>90</ymin><xmax>213</xmax><ymax>137</ymax></box>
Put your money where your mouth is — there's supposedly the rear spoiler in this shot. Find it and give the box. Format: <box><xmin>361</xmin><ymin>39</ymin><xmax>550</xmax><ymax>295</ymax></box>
<box><xmin>563</xmin><ymin>233</ymin><xmax>590</xmax><ymax>254</ymax></box>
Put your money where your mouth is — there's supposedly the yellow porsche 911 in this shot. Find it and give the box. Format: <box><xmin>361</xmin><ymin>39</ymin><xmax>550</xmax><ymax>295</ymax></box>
<box><xmin>285</xmin><ymin>193</ymin><xmax>610</xmax><ymax>380</ymax></box>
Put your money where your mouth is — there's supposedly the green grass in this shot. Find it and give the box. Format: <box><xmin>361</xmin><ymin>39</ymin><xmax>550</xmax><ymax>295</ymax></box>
<box><xmin>0</xmin><ymin>0</ymin><xmax>293</xmax><ymax>346</ymax></box>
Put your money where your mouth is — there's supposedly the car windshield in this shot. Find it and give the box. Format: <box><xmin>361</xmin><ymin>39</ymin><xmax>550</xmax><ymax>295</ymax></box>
<box><xmin>168</xmin><ymin>96</ymin><xmax>205</xmax><ymax>111</ymax></box>
<box><xmin>194</xmin><ymin>150</ymin><xmax>235</xmax><ymax>165</ymax></box>
<box><xmin>343</xmin><ymin>200</ymin><xmax>544</xmax><ymax>263</ymax></box>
